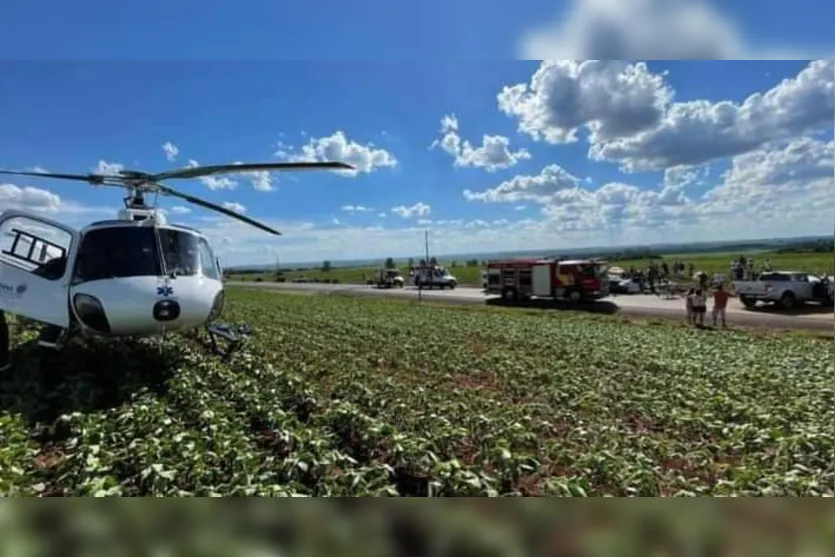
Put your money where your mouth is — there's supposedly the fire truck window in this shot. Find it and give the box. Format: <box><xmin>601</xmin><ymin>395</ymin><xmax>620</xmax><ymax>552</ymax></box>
<box><xmin>519</xmin><ymin>270</ymin><xmax>532</xmax><ymax>286</ymax></box>
<box><xmin>579</xmin><ymin>264</ymin><xmax>601</xmax><ymax>278</ymax></box>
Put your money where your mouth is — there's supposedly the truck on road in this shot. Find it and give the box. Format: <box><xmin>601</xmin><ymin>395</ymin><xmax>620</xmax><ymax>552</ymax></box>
<box><xmin>733</xmin><ymin>271</ymin><xmax>834</xmax><ymax>310</ymax></box>
<box><xmin>373</xmin><ymin>268</ymin><xmax>405</xmax><ymax>288</ymax></box>
<box><xmin>484</xmin><ymin>258</ymin><xmax>609</xmax><ymax>303</ymax></box>
<box><xmin>411</xmin><ymin>265</ymin><xmax>458</xmax><ymax>289</ymax></box>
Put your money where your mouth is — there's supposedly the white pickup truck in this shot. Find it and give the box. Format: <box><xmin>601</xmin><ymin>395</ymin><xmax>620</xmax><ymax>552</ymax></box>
<box><xmin>412</xmin><ymin>266</ymin><xmax>458</xmax><ymax>289</ymax></box>
<box><xmin>733</xmin><ymin>271</ymin><xmax>834</xmax><ymax>310</ymax></box>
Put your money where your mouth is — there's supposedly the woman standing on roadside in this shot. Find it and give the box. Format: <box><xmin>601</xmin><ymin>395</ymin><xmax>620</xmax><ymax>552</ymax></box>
<box><xmin>691</xmin><ymin>288</ymin><xmax>707</xmax><ymax>326</ymax></box>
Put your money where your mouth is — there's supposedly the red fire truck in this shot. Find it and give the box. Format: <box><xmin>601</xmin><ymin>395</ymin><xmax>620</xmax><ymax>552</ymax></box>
<box><xmin>484</xmin><ymin>258</ymin><xmax>610</xmax><ymax>303</ymax></box>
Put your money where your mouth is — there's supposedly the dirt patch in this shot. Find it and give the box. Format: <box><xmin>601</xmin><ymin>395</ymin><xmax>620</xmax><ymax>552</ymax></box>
<box><xmin>451</xmin><ymin>371</ymin><xmax>498</xmax><ymax>391</ymax></box>
<box><xmin>34</xmin><ymin>446</ymin><xmax>64</xmax><ymax>470</ymax></box>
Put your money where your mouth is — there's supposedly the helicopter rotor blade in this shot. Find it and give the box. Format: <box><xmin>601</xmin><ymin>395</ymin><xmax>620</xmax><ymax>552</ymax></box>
<box><xmin>0</xmin><ymin>169</ymin><xmax>109</xmax><ymax>184</ymax></box>
<box><xmin>156</xmin><ymin>184</ymin><xmax>282</xmax><ymax>235</ymax></box>
<box><xmin>151</xmin><ymin>161</ymin><xmax>354</xmax><ymax>182</ymax></box>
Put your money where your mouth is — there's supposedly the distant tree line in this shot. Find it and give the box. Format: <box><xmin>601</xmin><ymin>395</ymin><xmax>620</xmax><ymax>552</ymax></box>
<box><xmin>379</xmin><ymin>257</ymin><xmax>486</xmax><ymax>268</ymax></box>
<box><xmin>776</xmin><ymin>239</ymin><xmax>834</xmax><ymax>254</ymax></box>
<box><xmin>592</xmin><ymin>249</ymin><xmax>663</xmax><ymax>261</ymax></box>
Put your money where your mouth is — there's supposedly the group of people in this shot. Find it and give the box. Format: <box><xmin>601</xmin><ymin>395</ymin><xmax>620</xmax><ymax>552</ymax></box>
<box><xmin>685</xmin><ymin>283</ymin><xmax>731</xmax><ymax>327</ymax></box>
<box><xmin>622</xmin><ymin>259</ymin><xmax>696</xmax><ymax>295</ymax></box>
<box><xmin>731</xmin><ymin>255</ymin><xmax>771</xmax><ymax>281</ymax></box>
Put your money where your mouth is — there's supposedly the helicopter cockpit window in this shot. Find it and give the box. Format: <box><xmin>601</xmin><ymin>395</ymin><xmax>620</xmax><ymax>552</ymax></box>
<box><xmin>196</xmin><ymin>237</ymin><xmax>221</xmax><ymax>280</ymax></box>
<box><xmin>157</xmin><ymin>228</ymin><xmax>219</xmax><ymax>279</ymax></box>
<box><xmin>73</xmin><ymin>227</ymin><xmax>161</xmax><ymax>283</ymax></box>
<box><xmin>157</xmin><ymin>228</ymin><xmax>200</xmax><ymax>277</ymax></box>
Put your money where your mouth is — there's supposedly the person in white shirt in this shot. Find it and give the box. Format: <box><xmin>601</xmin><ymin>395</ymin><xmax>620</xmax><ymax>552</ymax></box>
<box><xmin>691</xmin><ymin>288</ymin><xmax>707</xmax><ymax>326</ymax></box>
<box><xmin>685</xmin><ymin>288</ymin><xmax>695</xmax><ymax>324</ymax></box>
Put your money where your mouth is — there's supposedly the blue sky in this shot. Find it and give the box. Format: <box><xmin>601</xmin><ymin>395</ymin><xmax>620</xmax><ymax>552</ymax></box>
<box><xmin>1</xmin><ymin>0</ymin><xmax>833</xmax><ymax>59</ymax></box>
<box><xmin>0</xmin><ymin>3</ymin><xmax>833</xmax><ymax>266</ymax></box>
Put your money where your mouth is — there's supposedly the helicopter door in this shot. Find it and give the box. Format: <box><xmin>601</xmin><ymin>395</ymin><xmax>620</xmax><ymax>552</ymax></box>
<box><xmin>0</xmin><ymin>211</ymin><xmax>76</xmax><ymax>327</ymax></box>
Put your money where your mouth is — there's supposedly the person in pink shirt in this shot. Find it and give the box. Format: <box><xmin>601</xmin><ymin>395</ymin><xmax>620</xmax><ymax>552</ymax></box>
<box><xmin>713</xmin><ymin>284</ymin><xmax>731</xmax><ymax>327</ymax></box>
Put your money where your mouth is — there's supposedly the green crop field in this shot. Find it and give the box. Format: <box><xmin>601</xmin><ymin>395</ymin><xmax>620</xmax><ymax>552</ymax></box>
<box><xmin>615</xmin><ymin>251</ymin><xmax>834</xmax><ymax>277</ymax></box>
<box><xmin>1</xmin><ymin>289</ymin><xmax>832</xmax><ymax>496</ymax></box>
<box><xmin>229</xmin><ymin>250</ymin><xmax>834</xmax><ymax>286</ymax></box>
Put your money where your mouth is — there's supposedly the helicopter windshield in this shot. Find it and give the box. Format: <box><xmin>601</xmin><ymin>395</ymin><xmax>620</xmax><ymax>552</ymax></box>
<box><xmin>74</xmin><ymin>227</ymin><xmax>161</xmax><ymax>282</ymax></box>
<box><xmin>73</xmin><ymin>226</ymin><xmax>220</xmax><ymax>283</ymax></box>
<box><xmin>157</xmin><ymin>228</ymin><xmax>220</xmax><ymax>279</ymax></box>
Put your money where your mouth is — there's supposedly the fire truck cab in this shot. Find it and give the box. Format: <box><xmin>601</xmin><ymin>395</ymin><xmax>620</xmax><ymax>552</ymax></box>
<box><xmin>484</xmin><ymin>258</ymin><xmax>609</xmax><ymax>303</ymax></box>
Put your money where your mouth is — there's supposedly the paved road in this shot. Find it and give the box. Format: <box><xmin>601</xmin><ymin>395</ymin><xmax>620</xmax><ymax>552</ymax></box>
<box><xmin>228</xmin><ymin>281</ymin><xmax>834</xmax><ymax>333</ymax></box>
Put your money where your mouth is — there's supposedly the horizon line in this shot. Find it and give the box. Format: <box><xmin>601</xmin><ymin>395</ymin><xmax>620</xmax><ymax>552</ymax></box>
<box><xmin>225</xmin><ymin>233</ymin><xmax>832</xmax><ymax>270</ymax></box>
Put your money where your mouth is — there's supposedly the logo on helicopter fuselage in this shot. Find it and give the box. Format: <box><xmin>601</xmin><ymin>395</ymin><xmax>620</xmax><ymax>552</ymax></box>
<box><xmin>157</xmin><ymin>285</ymin><xmax>174</xmax><ymax>297</ymax></box>
<box><xmin>0</xmin><ymin>282</ymin><xmax>27</xmax><ymax>298</ymax></box>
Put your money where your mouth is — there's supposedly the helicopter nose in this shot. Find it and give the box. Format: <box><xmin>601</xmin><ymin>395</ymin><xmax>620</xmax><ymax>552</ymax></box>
<box><xmin>153</xmin><ymin>299</ymin><xmax>181</xmax><ymax>322</ymax></box>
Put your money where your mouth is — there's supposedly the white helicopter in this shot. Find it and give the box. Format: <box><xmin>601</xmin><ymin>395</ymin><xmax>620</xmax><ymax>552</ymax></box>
<box><xmin>0</xmin><ymin>160</ymin><xmax>353</xmax><ymax>363</ymax></box>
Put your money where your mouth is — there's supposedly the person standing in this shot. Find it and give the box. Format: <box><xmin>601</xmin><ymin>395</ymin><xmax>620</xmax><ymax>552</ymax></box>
<box><xmin>691</xmin><ymin>288</ymin><xmax>707</xmax><ymax>326</ymax></box>
<box><xmin>712</xmin><ymin>284</ymin><xmax>731</xmax><ymax>327</ymax></box>
<box><xmin>685</xmin><ymin>288</ymin><xmax>695</xmax><ymax>324</ymax></box>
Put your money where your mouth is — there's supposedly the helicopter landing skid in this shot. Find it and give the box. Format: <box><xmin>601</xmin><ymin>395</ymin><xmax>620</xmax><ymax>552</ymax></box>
<box><xmin>36</xmin><ymin>325</ymin><xmax>74</xmax><ymax>350</ymax></box>
<box><xmin>204</xmin><ymin>323</ymin><xmax>253</xmax><ymax>360</ymax></box>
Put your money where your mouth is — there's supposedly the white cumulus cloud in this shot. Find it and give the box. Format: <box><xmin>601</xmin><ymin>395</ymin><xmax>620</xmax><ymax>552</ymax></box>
<box><xmin>498</xmin><ymin>60</ymin><xmax>835</xmax><ymax>174</ymax></box>
<box><xmin>186</xmin><ymin>159</ymin><xmax>237</xmax><ymax>190</ymax></box>
<box><xmin>589</xmin><ymin>60</ymin><xmax>835</xmax><ymax>171</ymax></box>
<box><xmin>93</xmin><ymin>160</ymin><xmax>125</xmax><ymax>175</ymax></box>
<box><xmin>391</xmin><ymin>202</ymin><xmax>431</xmax><ymax>218</ymax></box>
<box><xmin>430</xmin><ymin>114</ymin><xmax>531</xmax><ymax>171</ymax></box>
<box><xmin>341</xmin><ymin>204</ymin><xmax>374</xmax><ymax>213</ymax></box>
<box><xmin>162</xmin><ymin>141</ymin><xmax>179</xmax><ymax>162</ymax></box>
<box><xmin>222</xmin><ymin>201</ymin><xmax>246</xmax><ymax>213</ymax></box>
<box><xmin>279</xmin><ymin>131</ymin><xmax>397</xmax><ymax>177</ymax></box>
<box><xmin>498</xmin><ymin>60</ymin><xmax>673</xmax><ymax>146</ymax></box>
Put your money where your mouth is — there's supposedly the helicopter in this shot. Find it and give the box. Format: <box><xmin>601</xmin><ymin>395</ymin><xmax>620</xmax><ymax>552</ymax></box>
<box><xmin>0</xmin><ymin>160</ymin><xmax>353</xmax><ymax>364</ymax></box>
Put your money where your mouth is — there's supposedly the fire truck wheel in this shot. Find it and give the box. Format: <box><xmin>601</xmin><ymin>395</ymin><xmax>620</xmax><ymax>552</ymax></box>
<box><xmin>566</xmin><ymin>288</ymin><xmax>582</xmax><ymax>303</ymax></box>
<box><xmin>502</xmin><ymin>287</ymin><xmax>518</xmax><ymax>301</ymax></box>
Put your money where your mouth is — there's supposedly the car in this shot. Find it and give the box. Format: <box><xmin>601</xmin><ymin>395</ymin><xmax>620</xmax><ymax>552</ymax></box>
<box><xmin>611</xmin><ymin>277</ymin><xmax>642</xmax><ymax>294</ymax></box>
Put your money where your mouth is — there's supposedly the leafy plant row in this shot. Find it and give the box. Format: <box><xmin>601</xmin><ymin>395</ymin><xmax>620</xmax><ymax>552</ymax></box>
<box><xmin>1</xmin><ymin>289</ymin><xmax>831</xmax><ymax>496</ymax></box>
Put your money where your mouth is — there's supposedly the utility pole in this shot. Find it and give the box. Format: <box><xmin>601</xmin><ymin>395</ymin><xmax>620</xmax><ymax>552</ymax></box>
<box><xmin>425</xmin><ymin>229</ymin><xmax>430</xmax><ymax>266</ymax></box>
<box><xmin>418</xmin><ymin>229</ymin><xmax>430</xmax><ymax>303</ymax></box>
